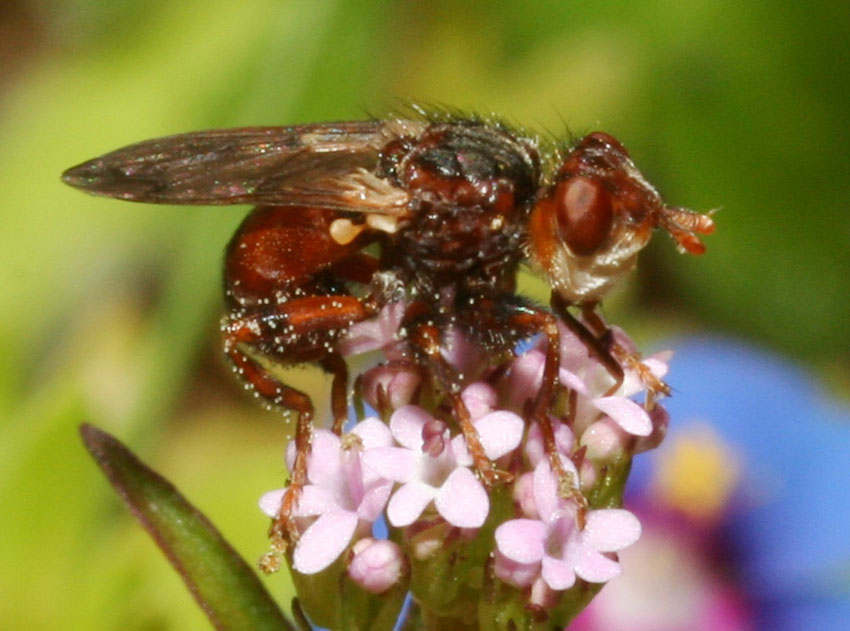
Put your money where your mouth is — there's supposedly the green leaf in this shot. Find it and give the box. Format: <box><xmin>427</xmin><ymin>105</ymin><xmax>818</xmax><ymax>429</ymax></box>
<box><xmin>80</xmin><ymin>424</ymin><xmax>293</xmax><ymax>631</ymax></box>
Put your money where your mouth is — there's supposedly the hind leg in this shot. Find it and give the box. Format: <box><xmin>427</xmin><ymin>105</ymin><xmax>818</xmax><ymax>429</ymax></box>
<box><xmin>223</xmin><ymin>293</ymin><xmax>375</xmax><ymax>546</ymax></box>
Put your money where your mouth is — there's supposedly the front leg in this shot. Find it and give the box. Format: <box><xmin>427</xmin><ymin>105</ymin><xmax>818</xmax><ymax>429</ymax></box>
<box><xmin>551</xmin><ymin>293</ymin><xmax>669</xmax><ymax>402</ymax></box>
<box><xmin>408</xmin><ymin>318</ymin><xmax>512</xmax><ymax>487</ymax></box>
<box><xmin>458</xmin><ymin>294</ymin><xmax>586</xmax><ymax>504</ymax></box>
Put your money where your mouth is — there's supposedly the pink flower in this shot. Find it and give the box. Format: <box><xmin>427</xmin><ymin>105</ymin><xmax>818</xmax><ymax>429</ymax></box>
<box><xmin>502</xmin><ymin>348</ymin><xmax>550</xmax><ymax>410</ymax></box>
<box><xmin>263</xmin><ymin>305</ymin><xmax>674</xmax><ymax>621</ymax></box>
<box><xmin>259</xmin><ymin>418</ymin><xmax>394</xmax><ymax>574</ymax></box>
<box><xmin>494</xmin><ymin>460</ymin><xmax>641</xmax><ymax>592</ymax></box>
<box><xmin>504</xmin><ymin>330</ymin><xmax>664</xmax><ymax>438</ymax></box>
<box><xmin>580</xmin><ymin>417</ymin><xmax>629</xmax><ymax>460</ymax></box>
<box><xmin>440</xmin><ymin>325</ymin><xmax>485</xmax><ymax>377</ymax></box>
<box><xmin>586</xmin><ymin>395</ymin><xmax>653</xmax><ymax>436</ymax></box>
<box><xmin>363</xmin><ymin>403</ymin><xmax>523</xmax><ymax>529</ymax></box>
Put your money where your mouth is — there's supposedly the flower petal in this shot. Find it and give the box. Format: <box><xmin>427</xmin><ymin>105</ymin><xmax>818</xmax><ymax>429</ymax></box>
<box><xmin>350</xmin><ymin>417</ymin><xmax>394</xmax><ymax>449</ymax></box>
<box><xmin>581</xmin><ymin>509</ymin><xmax>642</xmax><ymax>551</ymax></box>
<box><xmin>339</xmin><ymin>303</ymin><xmax>405</xmax><ymax>355</ymax></box>
<box><xmin>306</xmin><ymin>430</ymin><xmax>343</xmax><ymax>484</ymax></box>
<box><xmin>593</xmin><ymin>396</ymin><xmax>652</xmax><ymax>436</ymax></box>
<box><xmin>362</xmin><ymin>446</ymin><xmax>417</xmax><ymax>482</ymax></box>
<box><xmin>557</xmin><ymin>321</ymin><xmax>591</xmax><ymax>366</ymax></box>
<box><xmin>616</xmin><ymin>352</ymin><xmax>671</xmax><ymax>397</ymax></box>
<box><xmin>541</xmin><ymin>555</ymin><xmax>578</xmax><ymax>591</ymax></box>
<box><xmin>525</xmin><ymin>419</ymin><xmax>575</xmax><ymax>466</ymax></box>
<box><xmin>295</xmin><ymin>484</ymin><xmax>340</xmax><ymax>517</ymax></box>
<box><xmin>258</xmin><ymin>489</ymin><xmax>284</xmax><ymax>518</ymax></box>
<box><xmin>258</xmin><ymin>485</ymin><xmax>341</xmax><ymax>519</ymax></box>
<box><xmin>450</xmin><ymin>434</ymin><xmax>472</xmax><ymax>466</ymax></box>
<box><xmin>386</xmin><ymin>481</ymin><xmax>434</xmax><ymax>527</ymax></box>
<box><xmin>571</xmin><ymin>548</ymin><xmax>623</xmax><ymax>583</ymax></box>
<box><xmin>533</xmin><ymin>458</ymin><xmax>578</xmax><ymax>523</ymax></box>
<box><xmin>475</xmin><ymin>410</ymin><xmax>524</xmax><ymax>459</ymax></box>
<box><xmin>389</xmin><ymin>405</ymin><xmax>431</xmax><ymax>449</ymax></box>
<box><xmin>532</xmin><ymin>460</ymin><xmax>560</xmax><ymax>522</ymax></box>
<box><xmin>513</xmin><ymin>472</ymin><xmax>538</xmax><ymax>519</ymax></box>
<box><xmin>292</xmin><ymin>510</ymin><xmax>358</xmax><ymax>574</ymax></box>
<box><xmin>505</xmin><ymin>350</ymin><xmax>545</xmax><ymax>407</ymax></box>
<box><xmin>357</xmin><ymin>480</ymin><xmax>393</xmax><ymax>522</ymax></box>
<box><xmin>461</xmin><ymin>382</ymin><xmax>498</xmax><ymax>419</ymax></box>
<box><xmin>580</xmin><ymin>418</ymin><xmax>627</xmax><ymax>460</ymax></box>
<box><xmin>495</xmin><ymin>519</ymin><xmax>547</xmax><ymax>563</ymax></box>
<box><xmin>440</xmin><ymin>325</ymin><xmax>483</xmax><ymax>374</ymax></box>
<box><xmin>644</xmin><ymin>351</ymin><xmax>672</xmax><ymax>379</ymax></box>
<box><xmin>493</xmin><ymin>553</ymin><xmax>540</xmax><ymax>588</ymax></box>
<box><xmin>338</xmin><ymin>320</ymin><xmax>384</xmax><ymax>356</ymax></box>
<box><xmin>559</xmin><ymin>367</ymin><xmax>590</xmax><ymax>397</ymax></box>
<box><xmin>435</xmin><ymin>467</ymin><xmax>489</xmax><ymax>528</ymax></box>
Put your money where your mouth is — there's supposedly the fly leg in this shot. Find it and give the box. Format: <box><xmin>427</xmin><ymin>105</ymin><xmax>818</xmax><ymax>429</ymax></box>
<box><xmin>500</xmin><ymin>302</ymin><xmax>587</xmax><ymax>507</ymax></box>
<box><xmin>407</xmin><ymin>317</ymin><xmax>512</xmax><ymax>487</ymax></box>
<box><xmin>223</xmin><ymin>293</ymin><xmax>375</xmax><ymax>552</ymax></box>
<box><xmin>456</xmin><ymin>294</ymin><xmax>588</xmax><ymax>507</ymax></box>
<box><xmin>551</xmin><ymin>292</ymin><xmax>669</xmax><ymax>405</ymax></box>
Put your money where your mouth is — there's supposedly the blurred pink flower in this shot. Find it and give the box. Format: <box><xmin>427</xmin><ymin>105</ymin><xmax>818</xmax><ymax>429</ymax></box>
<box><xmin>339</xmin><ymin>302</ymin><xmax>407</xmax><ymax>357</ymax></box>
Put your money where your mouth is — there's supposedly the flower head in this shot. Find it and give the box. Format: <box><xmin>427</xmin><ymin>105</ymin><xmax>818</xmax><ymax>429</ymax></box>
<box><xmin>260</xmin><ymin>309</ymin><xmax>672</xmax><ymax>627</ymax></box>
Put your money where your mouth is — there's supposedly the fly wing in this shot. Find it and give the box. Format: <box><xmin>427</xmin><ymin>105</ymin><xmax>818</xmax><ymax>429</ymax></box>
<box><xmin>61</xmin><ymin>120</ymin><xmax>420</xmax><ymax>213</ymax></box>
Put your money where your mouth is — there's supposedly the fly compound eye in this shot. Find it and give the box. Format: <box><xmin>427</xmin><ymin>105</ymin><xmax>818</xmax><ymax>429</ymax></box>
<box><xmin>555</xmin><ymin>175</ymin><xmax>613</xmax><ymax>256</ymax></box>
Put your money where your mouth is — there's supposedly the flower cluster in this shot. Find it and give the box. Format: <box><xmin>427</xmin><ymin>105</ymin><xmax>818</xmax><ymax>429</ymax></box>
<box><xmin>260</xmin><ymin>306</ymin><xmax>671</xmax><ymax>628</ymax></box>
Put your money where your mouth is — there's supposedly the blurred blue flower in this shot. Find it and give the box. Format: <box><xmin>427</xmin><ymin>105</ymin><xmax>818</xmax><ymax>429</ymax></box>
<box><xmin>574</xmin><ymin>337</ymin><xmax>850</xmax><ymax>630</ymax></box>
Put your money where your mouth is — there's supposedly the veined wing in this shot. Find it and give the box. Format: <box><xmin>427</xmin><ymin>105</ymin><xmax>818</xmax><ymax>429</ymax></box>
<box><xmin>62</xmin><ymin>120</ymin><xmax>423</xmax><ymax>213</ymax></box>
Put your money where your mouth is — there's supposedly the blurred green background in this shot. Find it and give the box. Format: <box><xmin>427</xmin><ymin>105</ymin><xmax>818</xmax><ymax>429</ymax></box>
<box><xmin>1</xmin><ymin>0</ymin><xmax>848</xmax><ymax>628</ymax></box>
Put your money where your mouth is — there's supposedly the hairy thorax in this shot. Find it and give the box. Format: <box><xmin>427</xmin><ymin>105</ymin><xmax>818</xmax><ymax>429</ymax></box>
<box><xmin>384</xmin><ymin>122</ymin><xmax>540</xmax><ymax>287</ymax></box>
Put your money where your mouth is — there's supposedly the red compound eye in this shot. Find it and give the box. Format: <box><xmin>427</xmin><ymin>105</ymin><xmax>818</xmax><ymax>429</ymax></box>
<box><xmin>554</xmin><ymin>175</ymin><xmax>614</xmax><ymax>256</ymax></box>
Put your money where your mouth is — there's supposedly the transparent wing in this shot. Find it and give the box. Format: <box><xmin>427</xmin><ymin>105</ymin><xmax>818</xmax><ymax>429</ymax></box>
<box><xmin>61</xmin><ymin>121</ymin><xmax>416</xmax><ymax>212</ymax></box>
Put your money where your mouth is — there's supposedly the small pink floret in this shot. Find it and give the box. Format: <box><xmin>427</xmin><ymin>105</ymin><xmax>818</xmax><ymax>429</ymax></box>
<box><xmin>348</xmin><ymin>538</ymin><xmax>407</xmax><ymax>594</ymax></box>
<box><xmin>495</xmin><ymin>461</ymin><xmax>641</xmax><ymax>592</ymax></box>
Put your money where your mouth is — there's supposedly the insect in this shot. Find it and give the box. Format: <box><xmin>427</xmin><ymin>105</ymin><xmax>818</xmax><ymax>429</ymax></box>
<box><xmin>62</xmin><ymin>111</ymin><xmax>714</xmax><ymax>543</ymax></box>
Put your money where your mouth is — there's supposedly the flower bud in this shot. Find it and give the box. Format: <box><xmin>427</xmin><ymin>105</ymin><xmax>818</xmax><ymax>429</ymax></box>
<box><xmin>460</xmin><ymin>381</ymin><xmax>498</xmax><ymax>419</ymax></box>
<box><xmin>348</xmin><ymin>538</ymin><xmax>408</xmax><ymax>594</ymax></box>
<box><xmin>512</xmin><ymin>471</ymin><xmax>538</xmax><ymax>519</ymax></box>
<box><xmin>360</xmin><ymin>363</ymin><xmax>421</xmax><ymax>411</ymax></box>
<box><xmin>422</xmin><ymin>418</ymin><xmax>449</xmax><ymax>457</ymax></box>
